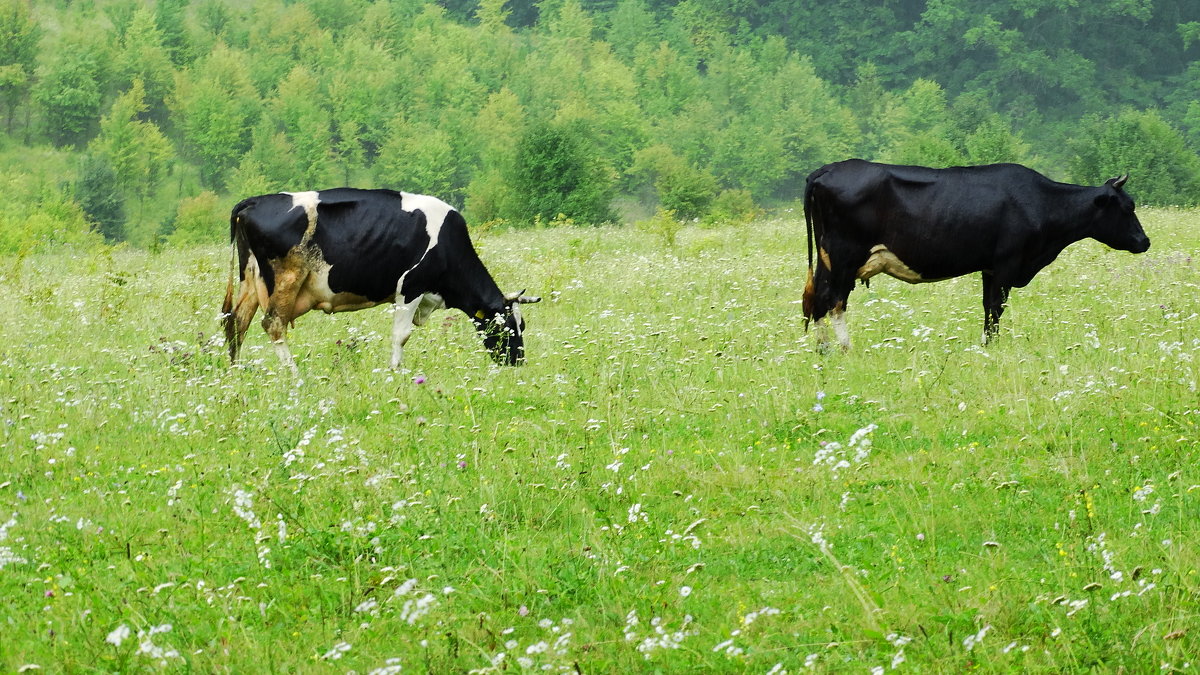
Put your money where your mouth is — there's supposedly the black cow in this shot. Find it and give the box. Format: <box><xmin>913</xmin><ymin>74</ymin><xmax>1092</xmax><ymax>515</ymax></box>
<box><xmin>222</xmin><ymin>189</ymin><xmax>540</xmax><ymax>373</ymax></box>
<box><xmin>802</xmin><ymin>160</ymin><xmax>1150</xmax><ymax>349</ymax></box>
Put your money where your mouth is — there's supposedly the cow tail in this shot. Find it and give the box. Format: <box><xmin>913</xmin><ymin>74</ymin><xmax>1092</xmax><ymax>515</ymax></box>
<box><xmin>802</xmin><ymin>173</ymin><xmax>819</xmax><ymax>329</ymax></box>
<box><xmin>223</xmin><ymin>200</ymin><xmax>251</xmax><ymax>362</ymax></box>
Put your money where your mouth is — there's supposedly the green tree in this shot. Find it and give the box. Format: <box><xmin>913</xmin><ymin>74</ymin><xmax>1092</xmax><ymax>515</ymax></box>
<box><xmin>34</xmin><ymin>46</ymin><xmax>104</xmax><ymax>147</ymax></box>
<box><xmin>375</xmin><ymin>116</ymin><xmax>459</xmax><ymax>199</ymax></box>
<box><xmin>520</xmin><ymin>0</ymin><xmax>647</xmax><ymax>174</ymax></box>
<box><xmin>113</xmin><ymin>7</ymin><xmax>175</xmax><ymax>119</ymax></box>
<box><xmin>962</xmin><ymin>116</ymin><xmax>1029</xmax><ymax>165</ymax></box>
<box><xmin>170</xmin><ymin>45</ymin><xmax>259</xmax><ymax>189</ymax></box>
<box><xmin>241</xmin><ymin>119</ymin><xmax>298</xmax><ymax>191</ymax></box>
<box><xmin>245</xmin><ymin>2</ymin><xmax>330</xmax><ymax>94</ymax></box>
<box><xmin>154</xmin><ymin>0</ymin><xmax>190</xmax><ymax>66</ymax></box>
<box><xmin>606</xmin><ymin>0</ymin><xmax>660</xmax><ymax>62</ymax></box>
<box><xmin>0</xmin><ymin>0</ymin><xmax>40</xmax><ymax>131</ymax></box>
<box><xmin>325</xmin><ymin>35</ymin><xmax>398</xmax><ymax>180</ymax></box>
<box><xmin>844</xmin><ymin>63</ymin><xmax>900</xmax><ymax>160</ymax></box>
<box><xmin>88</xmin><ymin>80</ymin><xmax>175</xmax><ymax>208</ymax></box>
<box><xmin>269</xmin><ymin>66</ymin><xmax>333</xmax><ymax>188</ymax></box>
<box><xmin>74</xmin><ymin>155</ymin><xmax>126</xmax><ymax>243</ymax></box>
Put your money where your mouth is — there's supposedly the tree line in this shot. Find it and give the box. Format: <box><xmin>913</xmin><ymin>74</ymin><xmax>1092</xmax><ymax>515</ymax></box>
<box><xmin>0</xmin><ymin>0</ymin><xmax>1198</xmax><ymax>251</ymax></box>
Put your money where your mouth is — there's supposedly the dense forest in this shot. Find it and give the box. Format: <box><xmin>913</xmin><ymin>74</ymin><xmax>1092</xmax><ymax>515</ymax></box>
<box><xmin>1</xmin><ymin>0</ymin><xmax>1198</xmax><ymax>250</ymax></box>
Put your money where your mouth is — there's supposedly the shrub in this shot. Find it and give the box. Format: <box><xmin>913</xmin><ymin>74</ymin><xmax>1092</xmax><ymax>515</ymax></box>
<box><xmin>703</xmin><ymin>189</ymin><xmax>759</xmax><ymax>227</ymax></box>
<box><xmin>635</xmin><ymin>207</ymin><xmax>682</xmax><ymax>248</ymax></box>
<box><xmin>503</xmin><ymin>121</ymin><xmax>616</xmax><ymax>225</ymax></box>
<box><xmin>164</xmin><ymin>191</ymin><xmax>223</xmax><ymax>246</ymax></box>
<box><xmin>629</xmin><ymin>144</ymin><xmax>718</xmax><ymax>220</ymax></box>
<box><xmin>0</xmin><ymin>173</ymin><xmax>96</xmax><ymax>254</ymax></box>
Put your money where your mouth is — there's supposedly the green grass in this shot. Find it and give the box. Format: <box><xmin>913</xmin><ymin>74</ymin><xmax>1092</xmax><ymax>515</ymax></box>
<box><xmin>0</xmin><ymin>209</ymin><xmax>1197</xmax><ymax>672</ymax></box>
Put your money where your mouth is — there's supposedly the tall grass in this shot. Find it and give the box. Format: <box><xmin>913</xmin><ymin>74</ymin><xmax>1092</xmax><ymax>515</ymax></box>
<box><xmin>0</xmin><ymin>209</ymin><xmax>1196</xmax><ymax>672</ymax></box>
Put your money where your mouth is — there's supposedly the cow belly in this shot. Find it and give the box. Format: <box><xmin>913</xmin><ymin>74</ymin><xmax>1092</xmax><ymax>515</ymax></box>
<box><xmin>296</xmin><ymin>264</ymin><xmax>389</xmax><ymax>315</ymax></box>
<box><xmin>856</xmin><ymin>245</ymin><xmax>945</xmax><ymax>284</ymax></box>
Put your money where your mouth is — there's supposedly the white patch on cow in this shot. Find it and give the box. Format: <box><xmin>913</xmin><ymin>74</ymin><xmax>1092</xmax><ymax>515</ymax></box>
<box><xmin>831</xmin><ymin>308</ymin><xmax>850</xmax><ymax>350</ymax></box>
<box><xmin>393</xmin><ymin>193</ymin><xmax>458</xmax><ymax>305</ymax></box>
<box><xmin>856</xmin><ymin>244</ymin><xmax>927</xmax><ymax>284</ymax></box>
<box><xmin>283</xmin><ymin>191</ymin><xmax>321</xmax><ymax>244</ymax></box>
<box><xmin>401</xmin><ymin>192</ymin><xmax>454</xmax><ymax>255</ymax></box>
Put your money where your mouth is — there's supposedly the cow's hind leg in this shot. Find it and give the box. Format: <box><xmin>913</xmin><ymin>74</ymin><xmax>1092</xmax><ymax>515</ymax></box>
<box><xmin>981</xmin><ymin>272</ymin><xmax>1011</xmax><ymax>344</ymax></box>
<box><xmin>226</xmin><ymin>255</ymin><xmax>266</xmax><ymax>363</ymax></box>
<box><xmin>804</xmin><ymin>257</ymin><xmax>857</xmax><ymax>352</ymax></box>
<box><xmin>263</xmin><ymin>264</ymin><xmax>307</xmax><ymax>376</ymax></box>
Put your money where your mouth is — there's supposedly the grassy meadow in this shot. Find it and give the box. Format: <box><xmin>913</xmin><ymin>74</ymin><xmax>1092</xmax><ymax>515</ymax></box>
<box><xmin>0</xmin><ymin>208</ymin><xmax>1197</xmax><ymax>672</ymax></box>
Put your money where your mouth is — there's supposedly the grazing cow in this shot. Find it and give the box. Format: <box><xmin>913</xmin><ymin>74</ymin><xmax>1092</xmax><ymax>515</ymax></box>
<box><xmin>222</xmin><ymin>188</ymin><xmax>540</xmax><ymax>374</ymax></box>
<box><xmin>802</xmin><ymin>160</ymin><xmax>1150</xmax><ymax>349</ymax></box>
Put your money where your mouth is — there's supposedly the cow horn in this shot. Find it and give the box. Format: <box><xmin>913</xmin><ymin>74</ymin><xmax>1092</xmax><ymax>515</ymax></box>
<box><xmin>505</xmin><ymin>289</ymin><xmax>541</xmax><ymax>303</ymax></box>
<box><xmin>1112</xmin><ymin>173</ymin><xmax>1128</xmax><ymax>189</ymax></box>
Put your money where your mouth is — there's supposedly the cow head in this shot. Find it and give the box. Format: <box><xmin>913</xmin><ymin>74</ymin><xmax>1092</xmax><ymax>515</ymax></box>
<box><xmin>474</xmin><ymin>291</ymin><xmax>541</xmax><ymax>365</ymax></box>
<box><xmin>1091</xmin><ymin>174</ymin><xmax>1150</xmax><ymax>254</ymax></box>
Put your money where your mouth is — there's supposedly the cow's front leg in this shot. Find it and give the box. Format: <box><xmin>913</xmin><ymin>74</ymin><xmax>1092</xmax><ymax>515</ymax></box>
<box><xmin>981</xmin><ymin>272</ymin><xmax>1011</xmax><ymax>343</ymax></box>
<box><xmin>391</xmin><ymin>296</ymin><xmax>423</xmax><ymax>369</ymax></box>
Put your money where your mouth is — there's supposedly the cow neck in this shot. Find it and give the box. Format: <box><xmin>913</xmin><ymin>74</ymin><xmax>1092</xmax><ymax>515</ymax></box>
<box><xmin>441</xmin><ymin>247</ymin><xmax>507</xmax><ymax>319</ymax></box>
<box><xmin>1017</xmin><ymin>184</ymin><xmax>1100</xmax><ymax>282</ymax></box>
<box><xmin>1046</xmin><ymin>184</ymin><xmax>1104</xmax><ymax>247</ymax></box>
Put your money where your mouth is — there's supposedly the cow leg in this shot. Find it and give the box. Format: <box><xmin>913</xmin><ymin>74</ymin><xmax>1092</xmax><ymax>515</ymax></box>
<box><xmin>981</xmin><ymin>272</ymin><xmax>1011</xmax><ymax>343</ymax></box>
<box><xmin>830</xmin><ymin>302</ymin><xmax>850</xmax><ymax>350</ymax></box>
<box><xmin>226</xmin><ymin>255</ymin><xmax>268</xmax><ymax>363</ymax></box>
<box><xmin>806</xmin><ymin>257</ymin><xmax>857</xmax><ymax>353</ymax></box>
<box><xmin>229</xmin><ymin>281</ymin><xmax>260</xmax><ymax>362</ymax></box>
<box><xmin>391</xmin><ymin>296</ymin><xmax>423</xmax><ymax>369</ymax></box>
<box><xmin>263</xmin><ymin>265</ymin><xmax>306</xmax><ymax>376</ymax></box>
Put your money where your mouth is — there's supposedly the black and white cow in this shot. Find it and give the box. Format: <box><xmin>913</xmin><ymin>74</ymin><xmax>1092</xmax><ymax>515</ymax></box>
<box><xmin>222</xmin><ymin>188</ymin><xmax>540</xmax><ymax>373</ymax></box>
<box><xmin>802</xmin><ymin>160</ymin><xmax>1151</xmax><ymax>349</ymax></box>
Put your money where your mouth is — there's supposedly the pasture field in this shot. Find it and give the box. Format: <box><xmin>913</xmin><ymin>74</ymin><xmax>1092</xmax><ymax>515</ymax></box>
<box><xmin>0</xmin><ymin>209</ymin><xmax>1197</xmax><ymax>673</ymax></box>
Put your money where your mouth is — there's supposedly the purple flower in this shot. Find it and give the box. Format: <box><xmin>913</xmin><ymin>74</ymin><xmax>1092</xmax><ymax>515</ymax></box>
<box><xmin>457</xmin><ymin>461</ymin><xmax>467</xmax><ymax>469</ymax></box>
<box><xmin>413</xmin><ymin>375</ymin><xmax>426</xmax><ymax>384</ymax></box>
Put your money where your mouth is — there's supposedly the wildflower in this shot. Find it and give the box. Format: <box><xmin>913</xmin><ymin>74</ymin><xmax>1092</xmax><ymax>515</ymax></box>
<box><xmin>962</xmin><ymin>624</ymin><xmax>991</xmax><ymax>651</ymax></box>
<box><xmin>321</xmin><ymin>641</ymin><xmax>352</xmax><ymax>660</ymax></box>
<box><xmin>106</xmin><ymin>624</ymin><xmax>130</xmax><ymax>647</ymax></box>
<box><xmin>413</xmin><ymin>375</ymin><xmax>426</xmax><ymax>384</ymax></box>
<box><xmin>679</xmin><ymin>586</ymin><xmax>692</xmax><ymax>597</ymax></box>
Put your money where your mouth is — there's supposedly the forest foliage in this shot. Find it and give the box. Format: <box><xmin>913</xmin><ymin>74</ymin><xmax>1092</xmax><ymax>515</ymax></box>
<box><xmin>0</xmin><ymin>0</ymin><xmax>1198</xmax><ymax>250</ymax></box>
